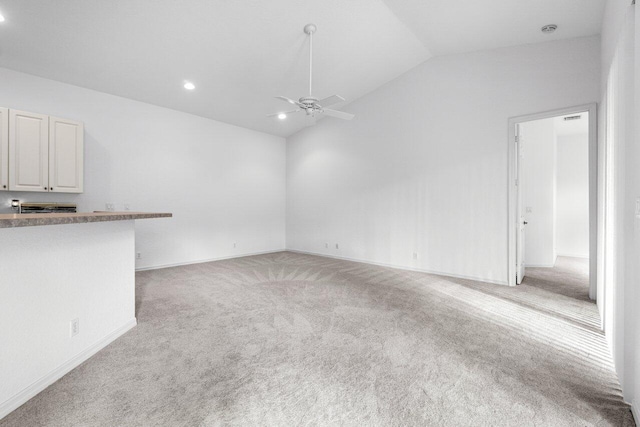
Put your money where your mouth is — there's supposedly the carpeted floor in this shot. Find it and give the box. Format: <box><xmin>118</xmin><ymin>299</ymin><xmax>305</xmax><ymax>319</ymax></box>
<box><xmin>1</xmin><ymin>252</ymin><xmax>634</xmax><ymax>426</ymax></box>
<box><xmin>523</xmin><ymin>256</ymin><xmax>591</xmax><ymax>301</ymax></box>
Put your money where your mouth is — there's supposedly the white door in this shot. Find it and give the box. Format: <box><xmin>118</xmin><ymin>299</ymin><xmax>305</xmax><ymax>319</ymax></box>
<box><xmin>49</xmin><ymin>116</ymin><xmax>84</xmax><ymax>193</ymax></box>
<box><xmin>9</xmin><ymin>110</ymin><xmax>49</xmax><ymax>192</ymax></box>
<box><xmin>0</xmin><ymin>107</ymin><xmax>8</xmax><ymax>191</ymax></box>
<box><xmin>516</xmin><ymin>124</ymin><xmax>526</xmax><ymax>284</ymax></box>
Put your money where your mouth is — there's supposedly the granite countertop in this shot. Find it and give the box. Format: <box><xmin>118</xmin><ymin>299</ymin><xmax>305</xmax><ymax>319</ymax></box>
<box><xmin>0</xmin><ymin>211</ymin><xmax>172</xmax><ymax>229</ymax></box>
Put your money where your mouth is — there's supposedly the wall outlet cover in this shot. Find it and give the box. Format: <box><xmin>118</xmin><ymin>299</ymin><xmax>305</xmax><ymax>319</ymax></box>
<box><xmin>70</xmin><ymin>318</ymin><xmax>79</xmax><ymax>337</ymax></box>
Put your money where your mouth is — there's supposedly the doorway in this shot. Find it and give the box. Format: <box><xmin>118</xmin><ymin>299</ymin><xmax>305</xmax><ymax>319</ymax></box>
<box><xmin>508</xmin><ymin>104</ymin><xmax>597</xmax><ymax>302</ymax></box>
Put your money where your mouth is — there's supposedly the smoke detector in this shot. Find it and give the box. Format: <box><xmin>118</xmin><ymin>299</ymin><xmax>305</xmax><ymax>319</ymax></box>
<box><xmin>541</xmin><ymin>24</ymin><xmax>558</xmax><ymax>34</ymax></box>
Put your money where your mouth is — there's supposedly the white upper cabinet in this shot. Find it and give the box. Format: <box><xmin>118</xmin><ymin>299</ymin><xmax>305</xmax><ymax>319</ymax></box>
<box><xmin>9</xmin><ymin>110</ymin><xmax>49</xmax><ymax>192</ymax></box>
<box><xmin>5</xmin><ymin>109</ymin><xmax>84</xmax><ymax>193</ymax></box>
<box><xmin>0</xmin><ymin>108</ymin><xmax>8</xmax><ymax>191</ymax></box>
<box><xmin>49</xmin><ymin>117</ymin><xmax>84</xmax><ymax>193</ymax></box>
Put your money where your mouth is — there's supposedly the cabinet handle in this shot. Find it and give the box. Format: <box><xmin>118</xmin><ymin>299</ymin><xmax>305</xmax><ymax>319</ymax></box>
<box><xmin>50</xmin><ymin>187</ymin><xmax>53</xmax><ymax>191</ymax></box>
<box><xmin>2</xmin><ymin>185</ymin><xmax>5</xmax><ymax>189</ymax></box>
<box><xmin>44</xmin><ymin>187</ymin><xmax>47</xmax><ymax>190</ymax></box>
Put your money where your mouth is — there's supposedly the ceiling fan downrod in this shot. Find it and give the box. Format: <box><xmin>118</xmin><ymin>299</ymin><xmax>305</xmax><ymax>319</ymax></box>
<box><xmin>304</xmin><ymin>23</ymin><xmax>317</xmax><ymax>97</ymax></box>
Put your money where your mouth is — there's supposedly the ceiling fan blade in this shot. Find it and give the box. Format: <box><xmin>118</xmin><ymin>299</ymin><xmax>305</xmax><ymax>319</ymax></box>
<box><xmin>276</xmin><ymin>96</ymin><xmax>304</xmax><ymax>108</ymax></box>
<box><xmin>322</xmin><ymin>108</ymin><xmax>355</xmax><ymax>120</ymax></box>
<box><xmin>317</xmin><ymin>95</ymin><xmax>345</xmax><ymax>108</ymax></box>
<box><xmin>266</xmin><ymin>109</ymin><xmax>300</xmax><ymax>118</ymax></box>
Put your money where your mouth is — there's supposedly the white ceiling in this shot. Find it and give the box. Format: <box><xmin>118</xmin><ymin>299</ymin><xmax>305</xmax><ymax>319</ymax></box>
<box><xmin>382</xmin><ymin>0</ymin><xmax>605</xmax><ymax>56</ymax></box>
<box><xmin>0</xmin><ymin>0</ymin><xmax>605</xmax><ymax>137</ymax></box>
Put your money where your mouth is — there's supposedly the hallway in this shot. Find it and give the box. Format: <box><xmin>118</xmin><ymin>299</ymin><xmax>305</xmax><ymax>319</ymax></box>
<box><xmin>523</xmin><ymin>257</ymin><xmax>591</xmax><ymax>301</ymax></box>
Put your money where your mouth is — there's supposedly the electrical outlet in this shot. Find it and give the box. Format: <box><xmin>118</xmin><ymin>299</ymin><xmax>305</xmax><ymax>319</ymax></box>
<box><xmin>123</xmin><ymin>204</ymin><xmax>131</xmax><ymax>211</ymax></box>
<box><xmin>136</xmin><ymin>252</ymin><xmax>141</xmax><ymax>259</ymax></box>
<box><xmin>325</xmin><ymin>242</ymin><xmax>329</xmax><ymax>249</ymax></box>
<box><xmin>233</xmin><ymin>242</ymin><xmax>237</xmax><ymax>248</ymax></box>
<box><xmin>70</xmin><ymin>318</ymin><xmax>79</xmax><ymax>337</ymax></box>
<box><xmin>105</xmin><ymin>203</ymin><xmax>115</xmax><ymax>211</ymax></box>
<box><xmin>335</xmin><ymin>243</ymin><xmax>339</xmax><ymax>249</ymax></box>
<box><xmin>413</xmin><ymin>252</ymin><xmax>419</xmax><ymax>260</ymax></box>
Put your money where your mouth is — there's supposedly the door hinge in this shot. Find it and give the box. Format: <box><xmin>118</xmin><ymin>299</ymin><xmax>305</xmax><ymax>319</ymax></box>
<box><xmin>515</xmin><ymin>178</ymin><xmax>519</xmax><ymax>186</ymax></box>
<box><xmin>515</xmin><ymin>135</ymin><xmax>520</xmax><ymax>143</ymax></box>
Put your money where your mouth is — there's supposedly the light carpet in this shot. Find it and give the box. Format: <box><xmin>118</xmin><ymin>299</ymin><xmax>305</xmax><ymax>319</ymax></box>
<box><xmin>523</xmin><ymin>256</ymin><xmax>591</xmax><ymax>301</ymax></box>
<box><xmin>1</xmin><ymin>252</ymin><xmax>633</xmax><ymax>426</ymax></box>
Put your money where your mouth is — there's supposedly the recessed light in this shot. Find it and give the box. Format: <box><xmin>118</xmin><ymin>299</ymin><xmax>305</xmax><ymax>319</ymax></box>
<box><xmin>0</xmin><ymin>13</ymin><xmax>5</xmax><ymax>22</ymax></box>
<box><xmin>183</xmin><ymin>82</ymin><xmax>195</xmax><ymax>90</ymax></box>
<box><xmin>278</xmin><ymin>113</ymin><xmax>287</xmax><ymax>120</ymax></box>
<box><xmin>541</xmin><ymin>24</ymin><xmax>557</xmax><ymax>34</ymax></box>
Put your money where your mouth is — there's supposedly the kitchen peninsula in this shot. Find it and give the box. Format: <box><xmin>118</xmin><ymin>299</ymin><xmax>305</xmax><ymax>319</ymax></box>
<box><xmin>0</xmin><ymin>211</ymin><xmax>171</xmax><ymax>228</ymax></box>
<box><xmin>0</xmin><ymin>211</ymin><xmax>171</xmax><ymax>418</ymax></box>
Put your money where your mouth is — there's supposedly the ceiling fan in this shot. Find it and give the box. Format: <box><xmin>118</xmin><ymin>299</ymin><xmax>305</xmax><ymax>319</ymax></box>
<box><xmin>268</xmin><ymin>23</ymin><xmax>355</xmax><ymax>123</ymax></box>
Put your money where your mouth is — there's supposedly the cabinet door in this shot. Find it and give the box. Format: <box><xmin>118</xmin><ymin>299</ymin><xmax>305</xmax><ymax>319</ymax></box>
<box><xmin>49</xmin><ymin>117</ymin><xmax>83</xmax><ymax>193</ymax></box>
<box><xmin>0</xmin><ymin>108</ymin><xmax>7</xmax><ymax>191</ymax></box>
<box><xmin>9</xmin><ymin>110</ymin><xmax>49</xmax><ymax>192</ymax></box>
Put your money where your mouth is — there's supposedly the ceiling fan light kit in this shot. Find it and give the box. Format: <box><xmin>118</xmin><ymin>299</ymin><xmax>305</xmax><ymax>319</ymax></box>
<box><xmin>269</xmin><ymin>23</ymin><xmax>355</xmax><ymax>122</ymax></box>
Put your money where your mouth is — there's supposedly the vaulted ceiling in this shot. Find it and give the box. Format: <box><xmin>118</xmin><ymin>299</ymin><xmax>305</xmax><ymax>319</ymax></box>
<box><xmin>0</xmin><ymin>0</ymin><xmax>605</xmax><ymax>137</ymax></box>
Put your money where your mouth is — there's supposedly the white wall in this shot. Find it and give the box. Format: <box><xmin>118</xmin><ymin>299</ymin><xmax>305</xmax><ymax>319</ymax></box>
<box><xmin>634</xmin><ymin>2</ymin><xmax>640</xmax><ymax>417</ymax></box>
<box><xmin>599</xmin><ymin>0</ymin><xmax>638</xmax><ymax>411</ymax></box>
<box><xmin>521</xmin><ymin>117</ymin><xmax>557</xmax><ymax>267</ymax></box>
<box><xmin>0</xmin><ymin>68</ymin><xmax>287</xmax><ymax>269</ymax></box>
<box><xmin>633</xmin><ymin>2</ymin><xmax>640</xmax><ymax>416</ymax></box>
<box><xmin>556</xmin><ymin>134</ymin><xmax>589</xmax><ymax>258</ymax></box>
<box><xmin>0</xmin><ymin>221</ymin><xmax>136</xmax><ymax>418</ymax></box>
<box><xmin>287</xmin><ymin>36</ymin><xmax>600</xmax><ymax>285</ymax></box>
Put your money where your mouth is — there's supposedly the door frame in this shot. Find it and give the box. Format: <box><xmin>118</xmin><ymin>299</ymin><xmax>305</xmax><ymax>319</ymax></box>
<box><xmin>515</xmin><ymin>122</ymin><xmax>526</xmax><ymax>284</ymax></box>
<box><xmin>507</xmin><ymin>103</ymin><xmax>598</xmax><ymax>301</ymax></box>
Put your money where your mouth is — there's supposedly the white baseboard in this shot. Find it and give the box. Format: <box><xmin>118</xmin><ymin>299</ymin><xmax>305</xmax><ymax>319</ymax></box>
<box><xmin>0</xmin><ymin>318</ymin><xmax>137</xmax><ymax>420</ymax></box>
<box><xmin>556</xmin><ymin>253</ymin><xmax>589</xmax><ymax>259</ymax></box>
<box><xmin>135</xmin><ymin>249</ymin><xmax>287</xmax><ymax>272</ymax></box>
<box><xmin>287</xmin><ymin>249</ymin><xmax>507</xmax><ymax>286</ymax></box>
<box><xmin>631</xmin><ymin>399</ymin><xmax>639</xmax><ymax>426</ymax></box>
